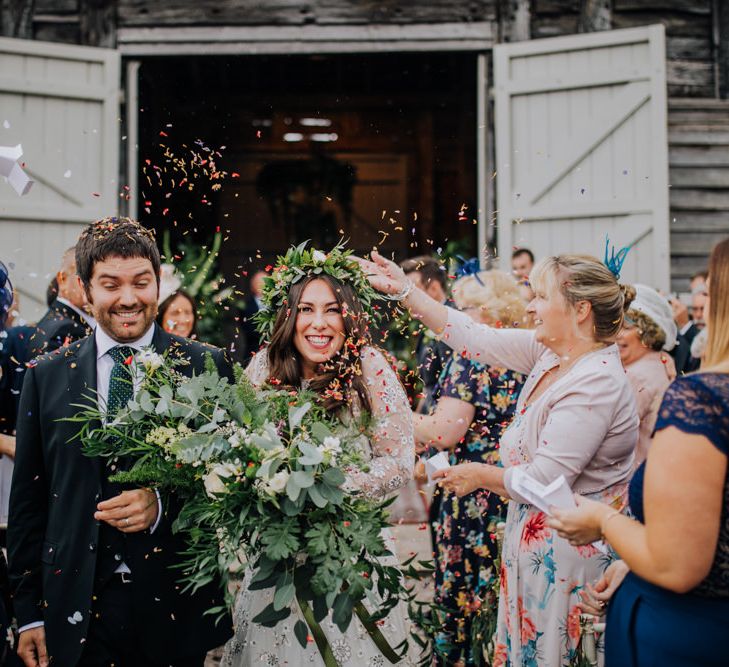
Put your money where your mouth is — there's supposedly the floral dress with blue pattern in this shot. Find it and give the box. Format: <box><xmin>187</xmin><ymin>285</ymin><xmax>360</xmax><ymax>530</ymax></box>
<box><xmin>433</xmin><ymin>355</ymin><xmax>525</xmax><ymax>665</ymax></box>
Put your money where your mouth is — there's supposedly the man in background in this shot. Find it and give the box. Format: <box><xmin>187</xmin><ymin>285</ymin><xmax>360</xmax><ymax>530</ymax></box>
<box><xmin>511</xmin><ymin>247</ymin><xmax>535</xmax><ymax>302</ymax></box>
<box><xmin>400</xmin><ymin>256</ymin><xmax>452</xmax><ymax>414</ymax></box>
<box><xmin>30</xmin><ymin>246</ymin><xmax>95</xmax><ymax>357</ymax></box>
<box><xmin>238</xmin><ymin>270</ymin><xmax>266</xmax><ymax>360</ymax></box>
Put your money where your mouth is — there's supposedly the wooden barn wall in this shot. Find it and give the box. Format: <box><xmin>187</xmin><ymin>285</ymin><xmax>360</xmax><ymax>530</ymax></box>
<box><xmin>26</xmin><ymin>0</ymin><xmax>720</xmax><ymax>98</ymax></box>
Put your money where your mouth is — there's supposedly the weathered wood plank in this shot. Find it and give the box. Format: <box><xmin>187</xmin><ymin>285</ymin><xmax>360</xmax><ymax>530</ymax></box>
<box><xmin>117</xmin><ymin>0</ymin><xmax>498</xmax><ymax>27</ymax></box>
<box><xmin>612</xmin><ymin>12</ymin><xmax>711</xmax><ymax>37</ymax></box>
<box><xmin>671</xmin><ymin>231</ymin><xmax>726</xmax><ymax>255</ymax></box>
<box><xmin>670</xmin><ymin>145</ymin><xmax>729</xmax><ymax>167</ymax></box>
<box><xmin>666</xmin><ymin>36</ymin><xmax>711</xmax><ymax>61</ymax></box>
<box><xmin>667</xmin><ymin>59</ymin><xmax>714</xmax><ymax>85</ymax></box>
<box><xmin>614</xmin><ymin>0</ymin><xmax>711</xmax><ymax>14</ymax></box>
<box><xmin>719</xmin><ymin>0</ymin><xmax>729</xmax><ymax>98</ymax></box>
<box><xmin>670</xmin><ymin>167</ymin><xmax>729</xmax><ymax>188</ymax></box>
<box><xmin>669</xmin><ymin>131</ymin><xmax>729</xmax><ymax>145</ymax></box>
<box><xmin>670</xmin><ymin>254</ymin><xmax>714</xmax><ymax>277</ymax></box>
<box><xmin>35</xmin><ymin>0</ymin><xmax>77</xmax><ymax>12</ymax></box>
<box><xmin>578</xmin><ymin>0</ymin><xmax>611</xmax><ymax>33</ymax></box>
<box><xmin>669</xmin><ymin>189</ymin><xmax>729</xmax><ymax>210</ymax></box>
<box><xmin>670</xmin><ymin>210</ymin><xmax>729</xmax><ymax>231</ymax></box>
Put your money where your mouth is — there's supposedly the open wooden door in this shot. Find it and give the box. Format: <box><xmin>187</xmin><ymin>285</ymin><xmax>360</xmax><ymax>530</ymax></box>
<box><xmin>493</xmin><ymin>25</ymin><xmax>670</xmax><ymax>289</ymax></box>
<box><xmin>0</xmin><ymin>37</ymin><xmax>120</xmax><ymax>320</ymax></box>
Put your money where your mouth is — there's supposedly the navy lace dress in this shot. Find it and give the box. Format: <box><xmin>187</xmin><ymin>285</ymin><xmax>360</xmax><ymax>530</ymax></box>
<box><xmin>606</xmin><ymin>373</ymin><xmax>729</xmax><ymax>667</ymax></box>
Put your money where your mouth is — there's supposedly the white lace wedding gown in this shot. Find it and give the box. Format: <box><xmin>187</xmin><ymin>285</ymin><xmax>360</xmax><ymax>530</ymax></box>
<box><xmin>221</xmin><ymin>346</ymin><xmax>419</xmax><ymax>667</ymax></box>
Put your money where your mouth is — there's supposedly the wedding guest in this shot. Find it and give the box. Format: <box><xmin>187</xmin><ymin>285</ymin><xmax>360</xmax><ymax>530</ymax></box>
<box><xmin>0</xmin><ymin>262</ymin><xmax>18</xmax><ymax>666</ymax></box>
<box><xmin>399</xmin><ymin>256</ymin><xmax>454</xmax><ymax>548</ymax></box>
<box><xmin>415</xmin><ymin>270</ymin><xmax>527</xmax><ymax>666</ymax></box>
<box><xmin>158</xmin><ymin>290</ymin><xmax>197</xmax><ymax>339</ymax></box>
<box><xmin>29</xmin><ymin>246</ymin><xmax>95</xmax><ymax>357</ymax></box>
<box><xmin>511</xmin><ymin>247</ymin><xmax>536</xmax><ymax>302</ymax></box>
<box><xmin>359</xmin><ymin>250</ymin><xmax>638</xmax><ymax>666</ymax></box>
<box><xmin>618</xmin><ymin>284</ymin><xmax>677</xmax><ymax>467</ymax></box>
<box><xmin>400</xmin><ymin>256</ymin><xmax>452</xmax><ymax>414</ymax></box>
<box><xmin>238</xmin><ymin>270</ymin><xmax>266</xmax><ymax>359</ymax></box>
<box><xmin>690</xmin><ymin>269</ymin><xmax>708</xmax><ymax>293</ymax></box>
<box><xmin>549</xmin><ymin>237</ymin><xmax>729</xmax><ymax>667</ymax></box>
<box><xmin>671</xmin><ymin>292</ymin><xmax>701</xmax><ymax>375</ymax></box>
<box><xmin>45</xmin><ymin>277</ymin><xmax>58</xmax><ymax>308</ymax></box>
<box><xmin>8</xmin><ymin>218</ymin><xmax>233</xmax><ymax>667</ymax></box>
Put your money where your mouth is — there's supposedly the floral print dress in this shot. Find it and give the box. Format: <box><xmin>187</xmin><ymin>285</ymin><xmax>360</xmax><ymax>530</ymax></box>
<box><xmin>433</xmin><ymin>357</ymin><xmax>525</xmax><ymax>665</ymax></box>
<box><xmin>493</xmin><ymin>405</ymin><xmax>628</xmax><ymax>667</ymax></box>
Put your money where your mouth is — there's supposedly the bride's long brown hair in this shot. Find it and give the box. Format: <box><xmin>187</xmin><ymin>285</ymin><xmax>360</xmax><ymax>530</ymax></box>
<box><xmin>266</xmin><ymin>273</ymin><xmax>373</xmax><ymax>414</ymax></box>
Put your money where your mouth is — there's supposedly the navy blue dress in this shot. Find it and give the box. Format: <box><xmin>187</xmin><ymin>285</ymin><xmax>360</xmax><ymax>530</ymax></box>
<box><xmin>606</xmin><ymin>373</ymin><xmax>729</xmax><ymax>667</ymax></box>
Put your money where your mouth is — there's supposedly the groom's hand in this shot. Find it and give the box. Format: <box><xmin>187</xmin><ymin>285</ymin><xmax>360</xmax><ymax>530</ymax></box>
<box><xmin>94</xmin><ymin>488</ymin><xmax>159</xmax><ymax>532</ymax></box>
<box><xmin>18</xmin><ymin>627</ymin><xmax>48</xmax><ymax>667</ymax></box>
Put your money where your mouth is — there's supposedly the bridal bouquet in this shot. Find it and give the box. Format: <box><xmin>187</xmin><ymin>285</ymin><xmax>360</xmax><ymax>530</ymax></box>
<box><xmin>73</xmin><ymin>350</ymin><xmax>408</xmax><ymax>665</ymax></box>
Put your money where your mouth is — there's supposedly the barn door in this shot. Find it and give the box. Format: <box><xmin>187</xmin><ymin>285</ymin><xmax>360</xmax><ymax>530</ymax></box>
<box><xmin>0</xmin><ymin>37</ymin><xmax>120</xmax><ymax>320</ymax></box>
<box><xmin>493</xmin><ymin>24</ymin><xmax>670</xmax><ymax>290</ymax></box>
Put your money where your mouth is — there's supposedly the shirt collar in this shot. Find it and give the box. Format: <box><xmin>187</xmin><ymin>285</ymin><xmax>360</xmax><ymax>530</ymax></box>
<box><xmin>95</xmin><ymin>323</ymin><xmax>156</xmax><ymax>360</ymax></box>
<box><xmin>57</xmin><ymin>296</ymin><xmax>96</xmax><ymax>328</ymax></box>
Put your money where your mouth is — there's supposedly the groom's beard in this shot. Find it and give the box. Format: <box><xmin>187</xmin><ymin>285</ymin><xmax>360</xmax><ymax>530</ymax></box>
<box><xmin>93</xmin><ymin>301</ymin><xmax>158</xmax><ymax>342</ymax></box>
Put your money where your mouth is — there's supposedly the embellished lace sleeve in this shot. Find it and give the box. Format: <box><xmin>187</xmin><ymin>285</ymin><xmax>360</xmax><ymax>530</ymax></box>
<box><xmin>655</xmin><ymin>374</ymin><xmax>729</xmax><ymax>455</ymax></box>
<box><xmin>345</xmin><ymin>347</ymin><xmax>415</xmax><ymax>500</ymax></box>
<box><xmin>245</xmin><ymin>349</ymin><xmax>270</xmax><ymax>388</ymax></box>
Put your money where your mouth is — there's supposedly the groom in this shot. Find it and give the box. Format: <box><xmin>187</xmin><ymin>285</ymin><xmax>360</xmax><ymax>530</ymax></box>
<box><xmin>8</xmin><ymin>218</ymin><xmax>233</xmax><ymax>666</ymax></box>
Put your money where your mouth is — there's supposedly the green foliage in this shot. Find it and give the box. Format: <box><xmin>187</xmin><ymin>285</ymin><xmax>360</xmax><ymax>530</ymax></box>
<box><xmin>70</xmin><ymin>342</ymin><xmax>409</xmax><ymax>666</ymax></box>
<box><xmin>161</xmin><ymin>228</ymin><xmax>243</xmax><ymax>348</ymax></box>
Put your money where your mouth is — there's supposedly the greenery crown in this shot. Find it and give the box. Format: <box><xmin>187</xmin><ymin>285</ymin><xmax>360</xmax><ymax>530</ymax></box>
<box><xmin>255</xmin><ymin>241</ymin><xmax>382</xmax><ymax>341</ymax></box>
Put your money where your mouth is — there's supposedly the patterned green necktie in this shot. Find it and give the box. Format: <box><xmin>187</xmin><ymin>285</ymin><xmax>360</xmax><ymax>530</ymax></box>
<box><xmin>107</xmin><ymin>346</ymin><xmax>135</xmax><ymax>419</ymax></box>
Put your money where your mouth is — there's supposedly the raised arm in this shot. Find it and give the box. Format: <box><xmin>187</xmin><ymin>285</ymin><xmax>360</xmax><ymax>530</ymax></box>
<box><xmin>357</xmin><ymin>251</ymin><xmax>542</xmax><ymax>374</ymax></box>
<box><xmin>345</xmin><ymin>348</ymin><xmax>415</xmax><ymax>500</ymax></box>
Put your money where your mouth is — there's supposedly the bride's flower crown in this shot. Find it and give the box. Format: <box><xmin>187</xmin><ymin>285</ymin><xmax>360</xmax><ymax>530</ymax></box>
<box><xmin>255</xmin><ymin>241</ymin><xmax>382</xmax><ymax>341</ymax></box>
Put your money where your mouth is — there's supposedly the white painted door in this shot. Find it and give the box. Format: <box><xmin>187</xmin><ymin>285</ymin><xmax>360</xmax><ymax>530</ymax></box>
<box><xmin>493</xmin><ymin>24</ymin><xmax>670</xmax><ymax>290</ymax></box>
<box><xmin>0</xmin><ymin>37</ymin><xmax>120</xmax><ymax>320</ymax></box>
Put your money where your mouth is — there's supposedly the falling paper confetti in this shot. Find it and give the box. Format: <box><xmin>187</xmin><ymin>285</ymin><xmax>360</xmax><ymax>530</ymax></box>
<box><xmin>0</xmin><ymin>144</ymin><xmax>33</xmax><ymax>195</ymax></box>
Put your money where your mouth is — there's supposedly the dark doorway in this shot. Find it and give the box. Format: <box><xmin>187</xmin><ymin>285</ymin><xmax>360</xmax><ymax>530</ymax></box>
<box><xmin>136</xmin><ymin>51</ymin><xmax>478</xmax><ymax>275</ymax></box>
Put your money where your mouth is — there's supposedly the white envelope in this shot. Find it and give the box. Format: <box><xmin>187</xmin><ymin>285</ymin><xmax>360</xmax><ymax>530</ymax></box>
<box><xmin>423</xmin><ymin>451</ymin><xmax>450</xmax><ymax>485</ymax></box>
<box><xmin>509</xmin><ymin>467</ymin><xmax>576</xmax><ymax>516</ymax></box>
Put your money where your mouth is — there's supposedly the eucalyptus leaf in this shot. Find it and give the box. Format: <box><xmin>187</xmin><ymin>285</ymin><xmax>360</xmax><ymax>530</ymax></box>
<box><xmin>293</xmin><ymin>619</ymin><xmax>309</xmax><ymax>648</ymax></box>
<box><xmin>306</xmin><ymin>484</ymin><xmax>327</xmax><ymax>508</ymax></box>
<box><xmin>291</xmin><ymin>470</ymin><xmax>315</xmax><ymax>488</ymax></box>
<box><xmin>288</xmin><ymin>402</ymin><xmax>311</xmax><ymax>431</ymax></box>
<box><xmin>273</xmin><ymin>582</ymin><xmax>295</xmax><ymax>611</ymax></box>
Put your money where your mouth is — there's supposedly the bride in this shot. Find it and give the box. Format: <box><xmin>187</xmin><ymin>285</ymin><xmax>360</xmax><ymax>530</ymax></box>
<box><xmin>222</xmin><ymin>248</ymin><xmax>418</xmax><ymax>666</ymax></box>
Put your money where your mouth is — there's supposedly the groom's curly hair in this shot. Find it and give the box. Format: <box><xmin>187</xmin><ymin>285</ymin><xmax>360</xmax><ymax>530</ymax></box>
<box><xmin>266</xmin><ymin>273</ymin><xmax>373</xmax><ymax>415</ymax></box>
<box><xmin>75</xmin><ymin>217</ymin><xmax>160</xmax><ymax>291</ymax></box>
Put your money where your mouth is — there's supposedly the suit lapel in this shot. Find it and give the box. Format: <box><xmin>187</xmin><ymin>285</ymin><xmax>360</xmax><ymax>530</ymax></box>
<box><xmin>67</xmin><ymin>335</ymin><xmax>101</xmax><ymax>475</ymax></box>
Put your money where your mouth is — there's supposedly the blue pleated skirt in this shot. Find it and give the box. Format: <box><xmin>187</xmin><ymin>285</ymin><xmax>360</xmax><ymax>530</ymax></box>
<box><xmin>606</xmin><ymin>572</ymin><xmax>729</xmax><ymax>667</ymax></box>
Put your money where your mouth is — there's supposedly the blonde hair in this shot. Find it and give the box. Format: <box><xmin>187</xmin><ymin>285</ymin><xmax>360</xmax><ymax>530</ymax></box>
<box><xmin>529</xmin><ymin>254</ymin><xmax>635</xmax><ymax>342</ymax></box>
<box><xmin>452</xmin><ymin>270</ymin><xmax>528</xmax><ymax>328</ymax></box>
<box><xmin>703</xmin><ymin>237</ymin><xmax>729</xmax><ymax>371</ymax></box>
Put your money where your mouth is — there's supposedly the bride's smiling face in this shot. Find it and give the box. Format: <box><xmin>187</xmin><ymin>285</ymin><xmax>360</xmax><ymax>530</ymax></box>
<box><xmin>294</xmin><ymin>279</ymin><xmax>346</xmax><ymax>379</ymax></box>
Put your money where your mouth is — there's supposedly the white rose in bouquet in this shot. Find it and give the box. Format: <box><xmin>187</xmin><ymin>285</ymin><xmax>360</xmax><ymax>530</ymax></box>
<box><xmin>203</xmin><ymin>462</ymin><xmax>239</xmax><ymax>498</ymax></box>
<box><xmin>137</xmin><ymin>348</ymin><xmax>164</xmax><ymax>373</ymax></box>
<box><xmin>258</xmin><ymin>470</ymin><xmax>290</xmax><ymax>496</ymax></box>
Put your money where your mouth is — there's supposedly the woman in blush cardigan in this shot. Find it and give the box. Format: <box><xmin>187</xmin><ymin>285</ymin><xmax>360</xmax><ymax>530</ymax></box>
<box><xmin>618</xmin><ymin>284</ymin><xmax>677</xmax><ymax>467</ymax></box>
<box><xmin>358</xmin><ymin>251</ymin><xmax>639</xmax><ymax>666</ymax></box>
<box><xmin>550</xmin><ymin>238</ymin><xmax>729</xmax><ymax>667</ymax></box>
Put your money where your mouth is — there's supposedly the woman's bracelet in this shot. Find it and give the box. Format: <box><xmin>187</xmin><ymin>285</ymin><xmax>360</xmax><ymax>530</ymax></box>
<box><xmin>384</xmin><ymin>278</ymin><xmax>415</xmax><ymax>302</ymax></box>
<box><xmin>600</xmin><ymin>510</ymin><xmax>621</xmax><ymax>541</ymax></box>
